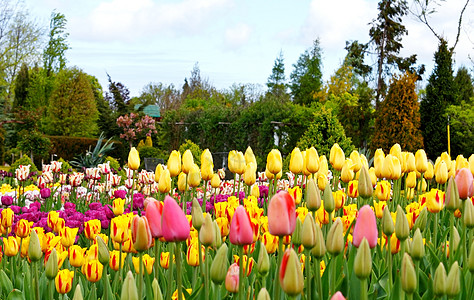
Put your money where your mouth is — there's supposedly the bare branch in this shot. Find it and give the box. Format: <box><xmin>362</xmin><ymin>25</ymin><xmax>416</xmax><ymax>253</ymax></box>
<box><xmin>452</xmin><ymin>0</ymin><xmax>471</xmax><ymax>51</ymax></box>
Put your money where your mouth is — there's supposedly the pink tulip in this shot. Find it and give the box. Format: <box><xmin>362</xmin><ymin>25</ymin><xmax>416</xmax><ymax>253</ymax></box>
<box><xmin>455</xmin><ymin>168</ymin><xmax>474</xmax><ymax>200</ymax></box>
<box><xmin>352</xmin><ymin>205</ymin><xmax>378</xmax><ymax>248</ymax></box>
<box><xmin>229</xmin><ymin>206</ymin><xmax>254</xmax><ymax>245</ymax></box>
<box><xmin>331</xmin><ymin>291</ymin><xmax>346</xmax><ymax>300</ymax></box>
<box><xmin>145</xmin><ymin>198</ymin><xmax>164</xmax><ymax>238</ymax></box>
<box><xmin>162</xmin><ymin>196</ymin><xmax>190</xmax><ymax>242</ymax></box>
<box><xmin>225</xmin><ymin>263</ymin><xmax>239</xmax><ymax>293</ymax></box>
<box><xmin>268</xmin><ymin>191</ymin><xmax>296</xmax><ymax>236</ymax></box>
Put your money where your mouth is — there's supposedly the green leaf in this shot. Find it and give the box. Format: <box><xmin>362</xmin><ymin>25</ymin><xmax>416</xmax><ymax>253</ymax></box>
<box><xmin>6</xmin><ymin>289</ymin><xmax>25</xmax><ymax>300</ymax></box>
<box><xmin>0</xmin><ymin>269</ymin><xmax>14</xmax><ymax>296</ymax></box>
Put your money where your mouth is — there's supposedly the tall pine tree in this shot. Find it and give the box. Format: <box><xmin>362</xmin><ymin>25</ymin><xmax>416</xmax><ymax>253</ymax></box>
<box><xmin>420</xmin><ymin>39</ymin><xmax>455</xmax><ymax>159</ymax></box>
<box><xmin>13</xmin><ymin>63</ymin><xmax>29</xmax><ymax>109</ymax></box>
<box><xmin>266</xmin><ymin>50</ymin><xmax>288</xmax><ymax>101</ymax></box>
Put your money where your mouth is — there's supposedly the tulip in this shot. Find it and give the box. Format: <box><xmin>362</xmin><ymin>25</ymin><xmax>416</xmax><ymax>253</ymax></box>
<box><xmin>464</xmin><ymin>199</ymin><xmax>474</xmax><ymax>228</ymax></box>
<box><xmin>415</xmin><ymin>149</ymin><xmax>428</xmax><ymax>173</ymax></box>
<box><xmin>354</xmin><ymin>238</ymin><xmax>372</xmax><ymax>279</ymax></box>
<box><xmin>323</xmin><ymin>184</ymin><xmax>335</xmax><ymax>214</ymax></box>
<box><xmin>158</xmin><ymin>169</ymin><xmax>171</xmax><ymax>194</ymax></box>
<box><xmin>110</xmin><ymin>250</ymin><xmax>127</xmax><ymax>271</ymax></box>
<box><xmin>446</xmin><ymin>261</ymin><xmax>460</xmax><ymax>298</ymax></box>
<box><xmin>28</xmin><ymin>229</ymin><xmax>42</xmax><ymax>262</ymax></box>
<box><xmin>279</xmin><ymin>248</ymin><xmax>304</xmax><ymax>296</ymax></box>
<box><xmin>201</xmin><ymin>149</ymin><xmax>214</xmax><ymax>181</ymax></box>
<box><xmin>132</xmin><ymin>216</ymin><xmax>152</xmax><ymax>252</ymax></box>
<box><xmin>358</xmin><ymin>165</ymin><xmax>373</xmax><ymax>198</ymax></box>
<box><xmin>1</xmin><ymin>207</ymin><xmax>13</xmax><ymax>228</ymax></box>
<box><xmin>55</xmin><ymin>269</ymin><xmax>74</xmax><ymax>294</ymax></box>
<box><xmin>84</xmin><ymin>259</ymin><xmax>103</xmax><ymax>283</ymax></box>
<box><xmin>132</xmin><ymin>254</ymin><xmax>155</xmax><ymax>274</ymax></box>
<box><xmin>382</xmin><ymin>206</ymin><xmax>394</xmax><ymax>236</ymax></box>
<box><xmin>395</xmin><ymin>205</ymin><xmax>409</xmax><ymax>241</ymax></box>
<box><xmin>329</xmin><ymin>143</ymin><xmax>345</xmax><ymax>171</ymax></box>
<box><xmin>289</xmin><ymin>147</ymin><xmax>304</xmax><ymax>174</ymax></box>
<box><xmin>15</xmin><ymin>219</ymin><xmax>33</xmax><ymax>238</ymax></box>
<box><xmin>375</xmin><ymin>180</ymin><xmax>391</xmax><ymax>202</ymax></box>
<box><xmin>435</xmin><ymin>160</ymin><xmax>448</xmax><ymax>184</ymax></box>
<box><xmin>425</xmin><ymin>162</ymin><xmax>434</xmax><ymax>180</ymax></box>
<box><xmin>69</xmin><ymin>245</ymin><xmax>86</xmax><ymax>268</ymax></box>
<box><xmin>374</xmin><ymin>149</ymin><xmax>385</xmax><ymax>179</ymax></box>
<box><xmin>301</xmin><ymin>213</ymin><xmax>317</xmax><ymax>249</ymax></box>
<box><xmin>145</xmin><ymin>198</ymin><xmax>163</xmax><ymax>238</ymax></box>
<box><xmin>306</xmin><ymin>147</ymin><xmax>319</xmax><ymax>174</ymax></box>
<box><xmin>267</xmin><ymin>149</ymin><xmax>282</xmax><ymax>175</ymax></box>
<box><xmin>211</xmin><ymin>173</ymin><xmax>221</xmax><ymax>189</ymax></box>
<box><xmin>331</xmin><ymin>291</ymin><xmax>346</xmax><ymax>300</ymax></box>
<box><xmin>455</xmin><ymin>168</ymin><xmax>473</xmax><ymax>200</ymax></box>
<box><xmin>401</xmin><ymin>253</ymin><xmax>416</xmax><ymax>295</ymax></box>
<box><xmin>84</xmin><ymin>219</ymin><xmax>101</xmax><ymax>241</ymax></box>
<box><xmin>406</xmin><ymin>171</ymin><xmax>416</xmax><ymax>189</ymax></box>
<box><xmin>229</xmin><ymin>206</ymin><xmax>254</xmax><ymax>245</ymax></box>
<box><xmin>306</xmin><ymin>178</ymin><xmax>321</xmax><ymax>211</ymax></box>
<box><xmin>225</xmin><ymin>263</ymin><xmax>240</xmax><ymax>293</ymax></box>
<box><xmin>445</xmin><ymin>176</ymin><xmax>460</xmax><ymax>211</ymax></box>
<box><xmin>111</xmin><ymin>215</ymin><xmax>130</xmax><ymax>244</ymax></box>
<box><xmin>326</xmin><ymin>218</ymin><xmax>344</xmax><ymax>255</ymax></box>
<box><xmin>411</xmin><ymin>228</ymin><xmax>424</xmax><ymax>260</ymax></box>
<box><xmin>333</xmin><ymin>190</ymin><xmax>346</xmax><ymax>210</ymax></box>
<box><xmin>186</xmin><ymin>242</ymin><xmax>203</xmax><ymax>267</ymax></box>
<box><xmin>340</xmin><ymin>158</ymin><xmax>355</xmax><ymax>183</ymax></box>
<box><xmin>350</xmin><ymin>150</ymin><xmax>362</xmax><ymax>173</ymax></box>
<box><xmin>291</xmin><ymin>217</ymin><xmax>302</xmax><ymax>247</ymax></box>
<box><xmin>268</xmin><ymin>191</ymin><xmax>296</xmax><ymax>236</ymax></box>
<box><xmin>199</xmin><ymin>213</ymin><xmax>215</xmax><ymax>247</ymax></box>
<box><xmin>162</xmin><ymin>196</ymin><xmax>190</xmax><ymax>242</ymax></box>
<box><xmin>60</xmin><ymin>226</ymin><xmax>79</xmax><ymax>248</ymax></box>
<box><xmin>165</xmin><ymin>151</ymin><xmax>181</xmax><ymax>178</ymax></box>
<box><xmin>244</xmin><ymin>162</ymin><xmax>257</xmax><ymax>186</ymax></box>
<box><xmin>182</xmin><ymin>149</ymin><xmax>194</xmax><ymax>174</ymax></box>
<box><xmin>128</xmin><ymin>147</ymin><xmax>140</xmax><ymax>170</ymax></box>
<box><xmin>373</xmin><ymin>201</ymin><xmax>385</xmax><ymax>219</ymax></box>
<box><xmin>187</xmin><ymin>164</ymin><xmax>201</xmax><ymax>188</ymax></box>
<box><xmin>112</xmin><ymin>198</ymin><xmax>126</xmax><ymax>216</ymax></box>
<box><xmin>257</xmin><ymin>288</ymin><xmax>271</xmax><ymax>300</ymax></box>
<box><xmin>352</xmin><ymin>205</ymin><xmax>378</xmax><ymax>248</ymax></box>
<box><xmin>244</xmin><ymin>146</ymin><xmax>257</xmax><ymax>166</ymax></box>
<box><xmin>433</xmin><ymin>262</ymin><xmax>447</xmax><ymax>297</ymax></box>
<box><xmin>405</xmin><ymin>152</ymin><xmax>416</xmax><ymax>172</ymax></box>
<box><xmin>210</xmin><ymin>244</ymin><xmax>229</xmax><ymax>284</ymax></box>
<box><xmin>177</xmin><ymin>172</ymin><xmax>187</xmax><ymax>192</ymax></box>
<box><xmin>3</xmin><ymin>236</ymin><xmax>19</xmax><ymax>257</ymax></box>
<box><xmin>46</xmin><ymin>248</ymin><xmax>59</xmax><ymax>280</ymax></box>
<box><xmin>234</xmin><ymin>151</ymin><xmax>246</xmax><ymax>175</ymax></box>
<box><xmin>121</xmin><ymin>271</ymin><xmax>139</xmax><ymax>300</ymax></box>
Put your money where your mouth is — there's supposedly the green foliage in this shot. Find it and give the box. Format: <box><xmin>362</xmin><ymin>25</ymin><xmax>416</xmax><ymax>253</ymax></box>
<box><xmin>446</xmin><ymin>100</ymin><xmax>474</xmax><ymax>157</ymax></box>
<box><xmin>43</xmin><ymin>11</ymin><xmax>69</xmax><ymax>76</ymax></box>
<box><xmin>17</xmin><ymin>130</ymin><xmax>52</xmax><ymax>159</ymax></box>
<box><xmin>179</xmin><ymin>140</ymin><xmax>202</xmax><ymax>167</ymax></box>
<box><xmin>13</xmin><ymin>63</ymin><xmax>29</xmax><ymax>109</ymax></box>
<box><xmin>290</xmin><ymin>39</ymin><xmax>323</xmax><ymax>106</ymax></box>
<box><xmin>47</xmin><ymin>67</ymin><xmax>98</xmax><ymax>137</ymax></box>
<box><xmin>266</xmin><ymin>50</ymin><xmax>289</xmax><ymax>100</ymax></box>
<box><xmin>372</xmin><ymin>72</ymin><xmax>424</xmax><ymax>153</ymax></box>
<box><xmin>57</xmin><ymin>157</ymin><xmax>72</xmax><ymax>173</ymax></box>
<box><xmin>454</xmin><ymin>66</ymin><xmax>473</xmax><ymax>105</ymax></box>
<box><xmin>69</xmin><ymin>133</ymin><xmax>115</xmax><ymax>169</ymax></box>
<box><xmin>9</xmin><ymin>155</ymin><xmax>38</xmax><ymax>174</ymax></box>
<box><xmin>138</xmin><ymin>146</ymin><xmax>164</xmax><ymax>160</ymax></box>
<box><xmin>420</xmin><ymin>39</ymin><xmax>455</xmax><ymax>159</ymax></box>
<box><xmin>0</xmin><ymin>127</ymin><xmax>5</xmax><ymax>165</ymax></box>
<box><xmin>297</xmin><ymin>105</ymin><xmax>354</xmax><ymax>157</ymax></box>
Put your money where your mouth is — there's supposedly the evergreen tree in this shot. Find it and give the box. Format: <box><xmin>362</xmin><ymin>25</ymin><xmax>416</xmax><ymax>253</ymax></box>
<box><xmin>47</xmin><ymin>67</ymin><xmax>98</xmax><ymax>137</ymax></box>
<box><xmin>290</xmin><ymin>39</ymin><xmax>323</xmax><ymax>106</ymax></box>
<box><xmin>454</xmin><ymin>66</ymin><xmax>473</xmax><ymax>104</ymax></box>
<box><xmin>420</xmin><ymin>39</ymin><xmax>455</xmax><ymax>159</ymax></box>
<box><xmin>105</xmin><ymin>73</ymin><xmax>130</xmax><ymax>116</ymax></box>
<box><xmin>13</xmin><ymin>63</ymin><xmax>29</xmax><ymax>109</ymax></box>
<box><xmin>266</xmin><ymin>50</ymin><xmax>288</xmax><ymax>100</ymax></box>
<box><xmin>372</xmin><ymin>72</ymin><xmax>423</xmax><ymax>153</ymax></box>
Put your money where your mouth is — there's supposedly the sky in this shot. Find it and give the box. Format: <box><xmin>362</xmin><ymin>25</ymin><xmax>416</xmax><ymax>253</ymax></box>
<box><xmin>23</xmin><ymin>0</ymin><xmax>474</xmax><ymax>97</ymax></box>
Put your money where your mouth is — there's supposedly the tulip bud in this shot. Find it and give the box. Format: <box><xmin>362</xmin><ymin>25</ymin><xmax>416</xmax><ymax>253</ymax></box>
<box><xmin>395</xmin><ymin>205</ymin><xmax>409</xmax><ymax>241</ymax></box>
<box><xmin>28</xmin><ymin>229</ymin><xmax>42</xmax><ymax>262</ymax></box>
<box><xmin>267</xmin><ymin>149</ymin><xmax>282</xmax><ymax>175</ymax></box>
<box><xmin>177</xmin><ymin>172</ymin><xmax>187</xmax><ymax>192</ymax></box>
<box><xmin>243</xmin><ymin>162</ymin><xmax>256</xmax><ymax>186</ymax></box>
<box><xmin>382</xmin><ymin>206</ymin><xmax>394</xmax><ymax>237</ymax></box>
<box><xmin>433</xmin><ymin>263</ymin><xmax>447</xmax><ymax>297</ymax></box>
<box><xmin>354</xmin><ymin>238</ymin><xmax>371</xmax><ymax>279</ymax></box>
<box><xmin>415</xmin><ymin>149</ymin><xmax>428</xmax><ymax>173</ymax></box>
<box><xmin>96</xmin><ymin>235</ymin><xmax>110</xmax><ymax>265</ymax></box>
<box><xmin>212</xmin><ymin>220</ymin><xmax>222</xmax><ymax>249</ymax></box>
<box><xmin>446</xmin><ymin>261</ymin><xmax>460</xmax><ymax>298</ymax></box>
<box><xmin>210</xmin><ymin>244</ymin><xmax>229</xmax><ymax>285</ymax></box>
<box><xmin>279</xmin><ymin>248</ymin><xmax>304</xmax><ymax>296</ymax></box>
<box><xmin>245</xmin><ymin>146</ymin><xmax>257</xmax><ymax>166</ymax></box>
<box><xmin>306</xmin><ymin>178</ymin><xmax>321</xmax><ymax>211</ymax></box>
<box><xmin>72</xmin><ymin>284</ymin><xmax>83</xmax><ymax>300</ymax></box>
<box><xmin>358</xmin><ymin>165</ymin><xmax>373</xmax><ymax>198</ymax></box>
<box><xmin>257</xmin><ymin>288</ymin><xmax>271</xmax><ymax>300</ymax></box>
<box><xmin>152</xmin><ymin>278</ymin><xmax>163</xmax><ymax>300</ymax></box>
<box><xmin>413</xmin><ymin>207</ymin><xmax>428</xmax><ymax>233</ymax></box>
<box><xmin>401</xmin><ymin>253</ymin><xmax>416</xmax><ymax>295</ymax></box>
<box><xmin>301</xmin><ymin>214</ymin><xmax>317</xmax><ymax>249</ymax></box>
<box><xmin>256</xmin><ymin>241</ymin><xmax>270</xmax><ymax>276</ymax></box>
<box><xmin>464</xmin><ymin>199</ymin><xmax>474</xmax><ymax>228</ymax></box>
<box><xmin>340</xmin><ymin>158</ymin><xmax>355</xmax><ymax>183</ymax></box>
<box><xmin>121</xmin><ymin>271</ymin><xmax>139</xmax><ymax>300</ymax></box>
<box><xmin>406</xmin><ymin>171</ymin><xmax>416</xmax><ymax>189</ymax></box>
<box><xmin>425</xmin><ymin>162</ymin><xmax>434</xmax><ymax>180</ymax></box>
<box><xmin>331</xmin><ymin>291</ymin><xmax>346</xmax><ymax>300</ymax></box>
<box><xmin>191</xmin><ymin>198</ymin><xmax>204</xmax><ymax>230</ymax></box>
<box><xmin>199</xmin><ymin>213</ymin><xmax>215</xmax><ymax>247</ymax></box>
<box><xmin>225</xmin><ymin>263</ymin><xmax>239</xmax><ymax>293</ymax></box>
<box><xmin>452</xmin><ymin>226</ymin><xmax>460</xmax><ymax>255</ymax></box>
<box><xmin>326</xmin><ymin>218</ymin><xmax>344</xmax><ymax>255</ymax></box>
<box><xmin>445</xmin><ymin>176</ymin><xmax>460</xmax><ymax>211</ymax></box>
<box><xmin>306</xmin><ymin>147</ymin><xmax>319</xmax><ymax>174</ymax></box>
<box><xmin>182</xmin><ymin>149</ymin><xmax>194</xmax><ymax>174</ymax></box>
<box><xmin>132</xmin><ymin>216</ymin><xmax>152</xmax><ymax>252</ymax></box>
<box><xmin>289</xmin><ymin>147</ymin><xmax>304</xmax><ymax>174</ymax></box>
<box><xmin>469</xmin><ymin>241</ymin><xmax>474</xmax><ymax>273</ymax></box>
<box><xmin>154</xmin><ymin>164</ymin><xmax>163</xmax><ymax>183</ymax></box>
<box><xmin>46</xmin><ymin>248</ymin><xmax>58</xmax><ymax>280</ymax></box>
<box><xmin>128</xmin><ymin>147</ymin><xmax>140</xmax><ymax>170</ymax></box>
<box><xmin>323</xmin><ymin>184</ymin><xmax>335</xmax><ymax>214</ymax></box>
<box><xmin>158</xmin><ymin>169</ymin><xmax>171</xmax><ymax>194</ymax></box>
<box><xmin>410</xmin><ymin>228</ymin><xmax>424</xmax><ymax>261</ymax></box>
<box><xmin>291</xmin><ymin>218</ymin><xmax>303</xmax><ymax>247</ymax></box>
<box><xmin>201</xmin><ymin>149</ymin><xmax>214</xmax><ymax>181</ymax></box>
<box><xmin>311</xmin><ymin>222</ymin><xmax>326</xmax><ymax>259</ymax></box>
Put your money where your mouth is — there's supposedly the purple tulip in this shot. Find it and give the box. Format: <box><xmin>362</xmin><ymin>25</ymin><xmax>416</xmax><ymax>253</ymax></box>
<box><xmin>10</xmin><ymin>205</ymin><xmax>21</xmax><ymax>214</ymax></box>
<box><xmin>104</xmin><ymin>204</ymin><xmax>114</xmax><ymax>219</ymax></box>
<box><xmin>40</xmin><ymin>188</ymin><xmax>51</xmax><ymax>199</ymax></box>
<box><xmin>89</xmin><ymin>202</ymin><xmax>102</xmax><ymax>211</ymax></box>
<box><xmin>30</xmin><ymin>201</ymin><xmax>41</xmax><ymax>211</ymax></box>
<box><xmin>1</xmin><ymin>195</ymin><xmax>13</xmax><ymax>206</ymax></box>
<box><xmin>64</xmin><ymin>202</ymin><xmax>76</xmax><ymax>210</ymax></box>
<box><xmin>113</xmin><ymin>190</ymin><xmax>127</xmax><ymax>199</ymax></box>
<box><xmin>132</xmin><ymin>193</ymin><xmax>144</xmax><ymax>211</ymax></box>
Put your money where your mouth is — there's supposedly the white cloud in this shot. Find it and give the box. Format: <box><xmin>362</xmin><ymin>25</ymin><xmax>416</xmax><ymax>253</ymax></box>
<box><xmin>70</xmin><ymin>0</ymin><xmax>234</xmax><ymax>41</ymax></box>
<box><xmin>224</xmin><ymin>23</ymin><xmax>252</xmax><ymax>50</ymax></box>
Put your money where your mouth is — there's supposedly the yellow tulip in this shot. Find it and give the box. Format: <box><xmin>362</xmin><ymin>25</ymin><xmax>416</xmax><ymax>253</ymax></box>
<box><xmin>425</xmin><ymin>162</ymin><xmax>434</xmax><ymax>180</ymax></box>
<box><xmin>109</xmin><ymin>250</ymin><xmax>127</xmax><ymax>271</ymax></box>
<box><xmin>468</xmin><ymin>154</ymin><xmax>474</xmax><ymax>176</ymax></box>
<box><xmin>350</xmin><ymin>150</ymin><xmax>362</xmax><ymax>173</ymax></box>
<box><xmin>84</xmin><ymin>219</ymin><xmax>101</xmax><ymax>241</ymax></box>
<box><xmin>390</xmin><ymin>144</ymin><xmax>402</xmax><ymax>162</ymax></box>
<box><xmin>244</xmin><ymin>146</ymin><xmax>257</xmax><ymax>167</ymax></box>
<box><xmin>3</xmin><ymin>236</ymin><xmax>19</xmax><ymax>257</ymax></box>
<box><xmin>329</xmin><ymin>143</ymin><xmax>345</xmax><ymax>171</ymax></box>
<box><xmin>60</xmin><ymin>226</ymin><xmax>79</xmax><ymax>248</ymax></box>
<box><xmin>132</xmin><ymin>254</ymin><xmax>155</xmax><ymax>274</ymax></box>
<box><xmin>233</xmin><ymin>151</ymin><xmax>246</xmax><ymax>175</ymax></box>
<box><xmin>415</xmin><ymin>149</ymin><xmax>428</xmax><ymax>173</ymax></box>
<box><xmin>112</xmin><ymin>198</ymin><xmax>126</xmax><ymax>216</ymax></box>
<box><xmin>405</xmin><ymin>152</ymin><xmax>416</xmax><ymax>173</ymax></box>
<box><xmin>55</xmin><ymin>269</ymin><xmax>74</xmax><ymax>294</ymax></box>
<box><xmin>455</xmin><ymin>154</ymin><xmax>469</xmax><ymax>171</ymax></box>
<box><xmin>182</xmin><ymin>149</ymin><xmax>194</xmax><ymax>174</ymax></box>
<box><xmin>154</xmin><ymin>164</ymin><xmax>164</xmax><ymax>183</ymax></box>
<box><xmin>374</xmin><ymin>149</ymin><xmax>385</xmax><ymax>179</ymax></box>
<box><xmin>340</xmin><ymin>158</ymin><xmax>355</xmax><ymax>183</ymax></box>
<box><xmin>15</xmin><ymin>219</ymin><xmax>33</xmax><ymax>238</ymax></box>
<box><xmin>69</xmin><ymin>245</ymin><xmax>87</xmax><ymax>268</ymax></box>
<box><xmin>167</xmin><ymin>150</ymin><xmax>182</xmax><ymax>177</ymax></box>
<box><xmin>201</xmin><ymin>149</ymin><xmax>214</xmax><ymax>181</ymax></box>
<box><xmin>83</xmin><ymin>259</ymin><xmax>103</xmax><ymax>283</ymax></box>
<box><xmin>435</xmin><ymin>161</ymin><xmax>448</xmax><ymax>184</ymax></box>
<box><xmin>211</xmin><ymin>173</ymin><xmax>221</xmax><ymax>189</ymax></box>
<box><xmin>1</xmin><ymin>208</ymin><xmax>14</xmax><ymax>228</ymax></box>
<box><xmin>317</xmin><ymin>173</ymin><xmax>328</xmax><ymax>191</ymax></box>
<box><xmin>158</xmin><ymin>169</ymin><xmax>171</xmax><ymax>193</ymax></box>
<box><xmin>266</xmin><ymin>149</ymin><xmax>282</xmax><ymax>175</ymax></box>
<box><xmin>375</xmin><ymin>180</ymin><xmax>391</xmax><ymax>202</ymax></box>
<box><xmin>318</xmin><ymin>155</ymin><xmax>328</xmax><ymax>176</ymax></box>
<box><xmin>244</xmin><ymin>163</ymin><xmax>257</xmax><ymax>186</ymax></box>
<box><xmin>187</xmin><ymin>164</ymin><xmax>201</xmax><ymax>188</ymax></box>
<box><xmin>289</xmin><ymin>147</ymin><xmax>303</xmax><ymax>174</ymax></box>
<box><xmin>178</xmin><ymin>172</ymin><xmax>187</xmax><ymax>192</ymax></box>
<box><xmin>111</xmin><ymin>215</ymin><xmax>130</xmax><ymax>244</ymax></box>
<box><xmin>128</xmin><ymin>147</ymin><xmax>140</xmax><ymax>170</ymax></box>
<box><xmin>368</xmin><ymin>167</ymin><xmax>377</xmax><ymax>187</ymax></box>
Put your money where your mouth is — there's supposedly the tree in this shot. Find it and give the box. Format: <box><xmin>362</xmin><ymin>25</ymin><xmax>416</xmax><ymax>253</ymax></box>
<box><xmin>420</xmin><ymin>39</ymin><xmax>455</xmax><ymax>159</ymax></box>
<box><xmin>344</xmin><ymin>41</ymin><xmax>372</xmax><ymax>79</ymax></box>
<box><xmin>454</xmin><ymin>66</ymin><xmax>473</xmax><ymax>105</ymax></box>
<box><xmin>13</xmin><ymin>63</ymin><xmax>29</xmax><ymax>109</ymax></box>
<box><xmin>369</xmin><ymin>0</ymin><xmax>421</xmax><ymax>108</ymax></box>
<box><xmin>105</xmin><ymin>73</ymin><xmax>131</xmax><ymax>116</ymax></box>
<box><xmin>47</xmin><ymin>67</ymin><xmax>98</xmax><ymax>137</ymax></box>
<box><xmin>138</xmin><ymin>82</ymin><xmax>181</xmax><ymax>111</ymax></box>
<box><xmin>266</xmin><ymin>50</ymin><xmax>288</xmax><ymax>100</ymax></box>
<box><xmin>43</xmin><ymin>11</ymin><xmax>69</xmax><ymax>77</ymax></box>
<box><xmin>372</xmin><ymin>72</ymin><xmax>424</xmax><ymax>153</ymax></box>
<box><xmin>17</xmin><ymin>130</ymin><xmax>51</xmax><ymax>163</ymax></box>
<box><xmin>290</xmin><ymin>39</ymin><xmax>323</xmax><ymax>106</ymax></box>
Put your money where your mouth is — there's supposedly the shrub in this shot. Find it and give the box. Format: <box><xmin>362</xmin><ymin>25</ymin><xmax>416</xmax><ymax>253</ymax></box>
<box><xmin>58</xmin><ymin>157</ymin><xmax>73</xmax><ymax>173</ymax></box>
<box><xmin>9</xmin><ymin>155</ymin><xmax>38</xmax><ymax>174</ymax></box>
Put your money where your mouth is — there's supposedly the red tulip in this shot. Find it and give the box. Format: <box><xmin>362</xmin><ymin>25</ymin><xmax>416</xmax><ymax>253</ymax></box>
<box><xmin>455</xmin><ymin>168</ymin><xmax>473</xmax><ymax>200</ymax></box>
<box><xmin>268</xmin><ymin>191</ymin><xmax>296</xmax><ymax>236</ymax></box>
<box><xmin>145</xmin><ymin>198</ymin><xmax>164</xmax><ymax>238</ymax></box>
<box><xmin>162</xmin><ymin>196</ymin><xmax>190</xmax><ymax>242</ymax></box>
<box><xmin>352</xmin><ymin>205</ymin><xmax>378</xmax><ymax>248</ymax></box>
<box><xmin>229</xmin><ymin>206</ymin><xmax>254</xmax><ymax>245</ymax></box>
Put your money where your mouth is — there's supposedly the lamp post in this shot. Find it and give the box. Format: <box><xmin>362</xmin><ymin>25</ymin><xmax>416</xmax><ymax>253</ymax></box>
<box><xmin>447</xmin><ymin>115</ymin><xmax>451</xmax><ymax>157</ymax></box>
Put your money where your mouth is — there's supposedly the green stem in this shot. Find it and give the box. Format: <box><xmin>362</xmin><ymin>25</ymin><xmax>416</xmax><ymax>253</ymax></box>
<box><xmin>449</xmin><ymin>212</ymin><xmax>455</xmax><ymax>267</ymax></box>
<box><xmin>34</xmin><ymin>261</ymin><xmax>40</xmax><ymax>300</ymax></box>
<box><xmin>175</xmin><ymin>242</ymin><xmax>183</xmax><ymax>300</ymax></box>
<box><xmin>275</xmin><ymin>238</ymin><xmax>284</xmax><ymax>300</ymax></box>
<box><xmin>138</xmin><ymin>252</ymin><xmax>143</xmax><ymax>300</ymax></box>
<box><xmin>315</xmin><ymin>258</ymin><xmax>322</xmax><ymax>300</ymax></box>
<box><xmin>198</xmin><ymin>232</ymin><xmax>204</xmax><ymax>276</ymax></box>
<box><xmin>361</xmin><ymin>278</ymin><xmax>368</xmax><ymax>300</ymax></box>
<box><xmin>49</xmin><ymin>279</ymin><xmax>54</xmax><ymax>300</ymax></box>
<box><xmin>119</xmin><ymin>243</ymin><xmax>123</xmax><ymax>284</ymax></box>
<box><xmin>434</xmin><ymin>213</ymin><xmax>438</xmax><ymax>250</ymax></box>
<box><xmin>154</xmin><ymin>239</ymin><xmax>160</xmax><ymax>282</ymax></box>
<box><xmin>239</xmin><ymin>245</ymin><xmax>244</xmax><ymax>300</ymax></box>
<box><xmin>415</xmin><ymin>260</ymin><xmax>420</xmax><ymax>296</ymax></box>
<box><xmin>387</xmin><ymin>235</ymin><xmax>393</xmax><ymax>295</ymax></box>
<box><xmin>232</xmin><ymin>173</ymin><xmax>237</xmax><ymax>199</ymax></box>
<box><xmin>330</xmin><ymin>253</ymin><xmax>337</xmax><ymax>297</ymax></box>
<box><xmin>305</xmin><ymin>249</ymin><xmax>311</xmax><ymax>300</ymax></box>
<box><xmin>167</xmin><ymin>243</ymin><xmax>175</xmax><ymax>299</ymax></box>
<box><xmin>202</xmin><ymin>180</ymin><xmax>208</xmax><ymax>212</ymax></box>
<box><xmin>205</xmin><ymin>247</ymin><xmax>210</xmax><ymax>299</ymax></box>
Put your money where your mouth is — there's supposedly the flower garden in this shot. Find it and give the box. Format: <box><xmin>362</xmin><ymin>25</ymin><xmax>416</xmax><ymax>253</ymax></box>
<box><xmin>0</xmin><ymin>143</ymin><xmax>473</xmax><ymax>300</ymax></box>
